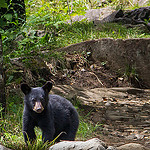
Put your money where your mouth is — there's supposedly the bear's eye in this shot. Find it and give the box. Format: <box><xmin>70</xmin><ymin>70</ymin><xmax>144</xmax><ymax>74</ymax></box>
<box><xmin>40</xmin><ymin>95</ymin><xmax>44</xmax><ymax>100</ymax></box>
<box><xmin>32</xmin><ymin>98</ymin><xmax>36</xmax><ymax>102</ymax></box>
<box><xmin>40</xmin><ymin>98</ymin><xmax>44</xmax><ymax>101</ymax></box>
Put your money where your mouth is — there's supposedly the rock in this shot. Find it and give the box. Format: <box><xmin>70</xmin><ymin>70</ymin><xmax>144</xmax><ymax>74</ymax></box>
<box><xmin>81</xmin><ymin>68</ymin><xmax>86</xmax><ymax>72</ymax></box>
<box><xmin>111</xmin><ymin>87</ymin><xmax>145</xmax><ymax>95</ymax></box>
<box><xmin>117</xmin><ymin>143</ymin><xmax>149</xmax><ymax>150</ymax></box>
<box><xmin>105</xmin><ymin>101</ymin><xmax>112</xmax><ymax>107</ymax></box>
<box><xmin>0</xmin><ymin>145</ymin><xmax>11</xmax><ymax>150</ymax></box>
<box><xmin>135</xmin><ymin>134</ymin><xmax>144</xmax><ymax>140</ymax></box>
<box><xmin>78</xmin><ymin>88</ymin><xmax>128</xmax><ymax>105</ymax></box>
<box><xmin>113</xmin><ymin>7</ymin><xmax>150</xmax><ymax>31</ymax></box>
<box><xmin>52</xmin><ymin>85</ymin><xmax>150</xmax><ymax>123</ymax></box>
<box><xmin>126</xmin><ymin>134</ymin><xmax>137</xmax><ymax>140</ymax></box>
<box><xmin>67</xmin><ymin>7</ymin><xmax>115</xmax><ymax>23</ymax></box>
<box><xmin>49</xmin><ymin>138</ymin><xmax>107</xmax><ymax>150</ymax></box>
<box><xmin>91</xmin><ymin>38</ymin><xmax>150</xmax><ymax>87</ymax></box>
<box><xmin>107</xmin><ymin>146</ymin><xmax>117</xmax><ymax>150</ymax></box>
<box><xmin>57</xmin><ymin>38</ymin><xmax>150</xmax><ymax>88</ymax></box>
<box><xmin>51</xmin><ymin>85</ymin><xmax>150</xmax><ymax>147</ymax></box>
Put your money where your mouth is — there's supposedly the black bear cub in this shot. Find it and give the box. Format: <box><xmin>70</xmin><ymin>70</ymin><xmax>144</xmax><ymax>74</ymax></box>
<box><xmin>21</xmin><ymin>81</ymin><xmax>79</xmax><ymax>144</ymax></box>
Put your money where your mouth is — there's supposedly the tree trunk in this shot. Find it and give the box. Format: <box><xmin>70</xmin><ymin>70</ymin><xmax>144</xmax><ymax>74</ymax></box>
<box><xmin>0</xmin><ymin>34</ymin><xmax>6</xmax><ymax>111</ymax></box>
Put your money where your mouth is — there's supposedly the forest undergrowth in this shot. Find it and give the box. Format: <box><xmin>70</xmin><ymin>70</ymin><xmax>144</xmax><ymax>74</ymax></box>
<box><xmin>1</xmin><ymin>0</ymin><xmax>150</xmax><ymax>149</ymax></box>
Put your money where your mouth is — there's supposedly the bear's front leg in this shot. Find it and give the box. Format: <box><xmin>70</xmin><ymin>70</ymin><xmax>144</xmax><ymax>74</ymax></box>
<box><xmin>23</xmin><ymin>114</ymin><xmax>36</xmax><ymax>144</ymax></box>
<box><xmin>37</xmin><ymin>113</ymin><xmax>55</xmax><ymax>143</ymax></box>
<box><xmin>39</xmin><ymin>122</ymin><xmax>55</xmax><ymax>143</ymax></box>
<box><xmin>42</xmin><ymin>130</ymin><xmax>55</xmax><ymax>143</ymax></box>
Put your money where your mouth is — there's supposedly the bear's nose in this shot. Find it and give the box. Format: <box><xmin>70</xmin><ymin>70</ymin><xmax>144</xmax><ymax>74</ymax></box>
<box><xmin>36</xmin><ymin>107</ymin><xmax>43</xmax><ymax>113</ymax></box>
<box><xmin>33</xmin><ymin>102</ymin><xmax>44</xmax><ymax>113</ymax></box>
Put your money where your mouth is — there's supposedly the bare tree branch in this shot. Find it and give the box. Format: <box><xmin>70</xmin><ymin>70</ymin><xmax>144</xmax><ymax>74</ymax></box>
<box><xmin>0</xmin><ymin>34</ymin><xmax>6</xmax><ymax>111</ymax></box>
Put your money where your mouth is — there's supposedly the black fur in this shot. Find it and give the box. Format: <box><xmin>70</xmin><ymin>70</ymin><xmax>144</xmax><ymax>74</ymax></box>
<box><xmin>21</xmin><ymin>82</ymin><xmax>79</xmax><ymax>143</ymax></box>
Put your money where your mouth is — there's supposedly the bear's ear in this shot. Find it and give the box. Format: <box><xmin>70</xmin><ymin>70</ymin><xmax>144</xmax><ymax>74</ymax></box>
<box><xmin>21</xmin><ymin>84</ymin><xmax>31</xmax><ymax>95</ymax></box>
<box><xmin>42</xmin><ymin>81</ymin><xmax>52</xmax><ymax>93</ymax></box>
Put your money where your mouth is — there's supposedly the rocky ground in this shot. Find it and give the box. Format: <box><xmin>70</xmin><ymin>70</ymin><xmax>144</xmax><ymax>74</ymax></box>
<box><xmin>50</xmin><ymin>53</ymin><xmax>150</xmax><ymax>149</ymax></box>
<box><xmin>52</xmin><ymin>86</ymin><xmax>150</xmax><ymax>149</ymax></box>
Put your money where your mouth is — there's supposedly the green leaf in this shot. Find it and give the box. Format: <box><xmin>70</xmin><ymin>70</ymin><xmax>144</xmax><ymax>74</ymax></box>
<box><xmin>4</xmin><ymin>14</ymin><xmax>12</xmax><ymax>22</ymax></box>
<box><xmin>7</xmin><ymin>75</ymin><xmax>14</xmax><ymax>83</ymax></box>
<box><xmin>0</xmin><ymin>0</ymin><xmax>7</xmax><ymax>8</ymax></box>
<box><xmin>0</xmin><ymin>18</ymin><xmax>7</xmax><ymax>27</ymax></box>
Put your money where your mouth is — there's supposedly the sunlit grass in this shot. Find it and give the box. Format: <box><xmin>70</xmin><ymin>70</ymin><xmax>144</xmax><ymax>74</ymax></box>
<box><xmin>3</xmin><ymin>0</ymin><xmax>150</xmax><ymax>61</ymax></box>
<box><xmin>77</xmin><ymin>116</ymin><xmax>101</xmax><ymax>140</ymax></box>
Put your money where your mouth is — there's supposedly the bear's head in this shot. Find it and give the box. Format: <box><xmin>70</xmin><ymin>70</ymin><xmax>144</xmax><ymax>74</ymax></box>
<box><xmin>21</xmin><ymin>81</ymin><xmax>52</xmax><ymax>113</ymax></box>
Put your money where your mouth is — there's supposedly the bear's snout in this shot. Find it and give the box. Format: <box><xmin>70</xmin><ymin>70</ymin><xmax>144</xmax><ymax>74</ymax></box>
<box><xmin>33</xmin><ymin>101</ymin><xmax>44</xmax><ymax>113</ymax></box>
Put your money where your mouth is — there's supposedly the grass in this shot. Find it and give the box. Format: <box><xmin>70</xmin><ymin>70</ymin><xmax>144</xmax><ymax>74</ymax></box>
<box><xmin>3</xmin><ymin>21</ymin><xmax>150</xmax><ymax>65</ymax></box>
<box><xmin>0</xmin><ymin>95</ymin><xmax>100</xmax><ymax>150</ymax></box>
<box><xmin>77</xmin><ymin>115</ymin><xmax>101</xmax><ymax>141</ymax></box>
<box><xmin>3</xmin><ymin>0</ymin><xmax>150</xmax><ymax>63</ymax></box>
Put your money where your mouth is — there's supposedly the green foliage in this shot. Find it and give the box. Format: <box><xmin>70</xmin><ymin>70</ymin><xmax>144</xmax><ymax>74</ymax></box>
<box><xmin>0</xmin><ymin>0</ymin><xmax>7</xmax><ymax>30</ymax></box>
<box><xmin>77</xmin><ymin>109</ymin><xmax>102</xmax><ymax>140</ymax></box>
<box><xmin>95</xmin><ymin>22</ymin><xmax>150</xmax><ymax>39</ymax></box>
<box><xmin>124</xmin><ymin>64</ymin><xmax>139</xmax><ymax>82</ymax></box>
<box><xmin>26</xmin><ymin>140</ymin><xmax>52</xmax><ymax>150</ymax></box>
<box><xmin>110</xmin><ymin>0</ymin><xmax>137</xmax><ymax>10</ymax></box>
<box><xmin>0</xmin><ymin>0</ymin><xmax>26</xmax><ymax>30</ymax></box>
<box><xmin>77</xmin><ymin>118</ymin><xmax>100</xmax><ymax>140</ymax></box>
<box><xmin>0</xmin><ymin>104</ymin><xmax>24</xmax><ymax>149</ymax></box>
<box><xmin>0</xmin><ymin>0</ymin><xmax>7</xmax><ymax>8</ymax></box>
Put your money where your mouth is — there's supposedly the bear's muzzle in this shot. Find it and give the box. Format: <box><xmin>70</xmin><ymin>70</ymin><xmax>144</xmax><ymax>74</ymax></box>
<box><xmin>33</xmin><ymin>102</ymin><xmax>44</xmax><ymax>113</ymax></box>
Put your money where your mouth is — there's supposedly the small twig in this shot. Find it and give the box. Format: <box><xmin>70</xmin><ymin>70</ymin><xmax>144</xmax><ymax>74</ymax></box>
<box><xmin>128</xmin><ymin>0</ymin><xmax>134</xmax><ymax>7</ymax></box>
<box><xmin>89</xmin><ymin>72</ymin><xmax>104</xmax><ymax>86</ymax></box>
<box><xmin>71</xmin><ymin>0</ymin><xmax>73</xmax><ymax>13</ymax></box>
<box><xmin>67</xmin><ymin>0</ymin><xmax>72</xmax><ymax>25</ymax></box>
